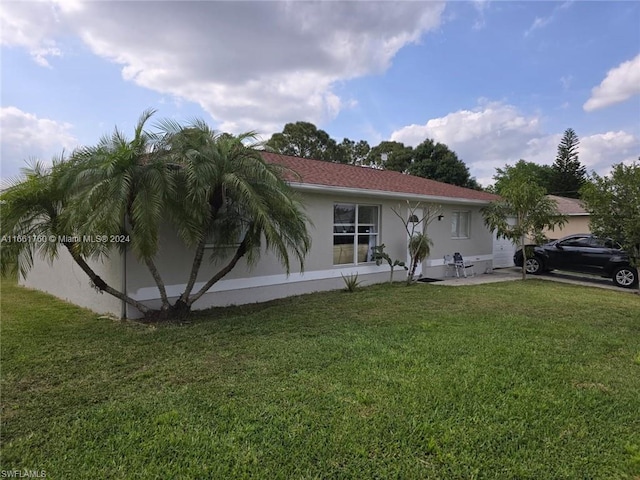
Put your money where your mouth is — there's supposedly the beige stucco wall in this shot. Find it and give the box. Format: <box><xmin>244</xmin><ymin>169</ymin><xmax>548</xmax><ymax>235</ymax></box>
<box><xmin>543</xmin><ymin>215</ymin><xmax>590</xmax><ymax>240</ymax></box>
<box><xmin>424</xmin><ymin>203</ymin><xmax>494</xmax><ymax>277</ymax></box>
<box><xmin>20</xmin><ymin>191</ymin><xmax>496</xmax><ymax>319</ymax></box>
<box><xmin>125</xmin><ymin>192</ymin><xmax>495</xmax><ymax>317</ymax></box>
<box><xmin>20</xmin><ymin>247</ymin><xmax>123</xmax><ymax>317</ymax></box>
<box><xmin>124</xmin><ymin>192</ymin><xmax>403</xmax><ymax>317</ymax></box>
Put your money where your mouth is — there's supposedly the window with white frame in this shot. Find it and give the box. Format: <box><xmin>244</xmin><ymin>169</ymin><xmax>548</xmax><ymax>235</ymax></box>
<box><xmin>451</xmin><ymin>211</ymin><xmax>470</xmax><ymax>238</ymax></box>
<box><xmin>333</xmin><ymin>204</ymin><xmax>379</xmax><ymax>265</ymax></box>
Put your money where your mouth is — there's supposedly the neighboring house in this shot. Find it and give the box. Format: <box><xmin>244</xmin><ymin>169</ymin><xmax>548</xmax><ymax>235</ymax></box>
<box><xmin>21</xmin><ymin>153</ymin><xmax>499</xmax><ymax>318</ymax></box>
<box><xmin>544</xmin><ymin>195</ymin><xmax>590</xmax><ymax>239</ymax></box>
<box><xmin>492</xmin><ymin>195</ymin><xmax>592</xmax><ymax>269</ymax></box>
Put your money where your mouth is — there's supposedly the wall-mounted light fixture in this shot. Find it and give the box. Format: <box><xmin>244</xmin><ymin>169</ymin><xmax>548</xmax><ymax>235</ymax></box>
<box><xmin>437</xmin><ymin>214</ymin><xmax>444</xmax><ymax>221</ymax></box>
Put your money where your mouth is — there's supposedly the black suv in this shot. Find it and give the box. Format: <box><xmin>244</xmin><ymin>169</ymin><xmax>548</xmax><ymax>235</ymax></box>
<box><xmin>514</xmin><ymin>234</ymin><xmax>638</xmax><ymax>289</ymax></box>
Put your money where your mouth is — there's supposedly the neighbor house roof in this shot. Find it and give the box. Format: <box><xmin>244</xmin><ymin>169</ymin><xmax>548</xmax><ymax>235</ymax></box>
<box><xmin>547</xmin><ymin>195</ymin><xmax>588</xmax><ymax>216</ymax></box>
<box><xmin>261</xmin><ymin>152</ymin><xmax>499</xmax><ymax>203</ymax></box>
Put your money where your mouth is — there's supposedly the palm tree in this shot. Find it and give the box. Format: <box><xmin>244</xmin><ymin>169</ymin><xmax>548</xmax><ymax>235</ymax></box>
<box><xmin>3</xmin><ymin>111</ymin><xmax>312</xmax><ymax>320</ymax></box>
<box><xmin>0</xmin><ymin>157</ymin><xmax>152</xmax><ymax>314</ymax></box>
<box><xmin>156</xmin><ymin>119</ymin><xmax>312</xmax><ymax>315</ymax></box>
<box><xmin>70</xmin><ymin>109</ymin><xmax>174</xmax><ymax>311</ymax></box>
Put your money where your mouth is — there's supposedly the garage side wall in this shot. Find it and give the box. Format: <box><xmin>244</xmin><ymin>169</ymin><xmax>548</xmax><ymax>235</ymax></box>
<box><xmin>20</xmin><ymin>247</ymin><xmax>123</xmax><ymax>317</ymax></box>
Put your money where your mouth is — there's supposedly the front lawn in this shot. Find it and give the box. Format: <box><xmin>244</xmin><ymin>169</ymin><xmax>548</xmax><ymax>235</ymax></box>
<box><xmin>1</xmin><ymin>279</ymin><xmax>639</xmax><ymax>479</ymax></box>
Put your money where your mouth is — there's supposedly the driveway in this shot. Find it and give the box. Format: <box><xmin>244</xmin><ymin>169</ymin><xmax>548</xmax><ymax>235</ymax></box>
<box><xmin>437</xmin><ymin>267</ymin><xmax>640</xmax><ymax>294</ymax></box>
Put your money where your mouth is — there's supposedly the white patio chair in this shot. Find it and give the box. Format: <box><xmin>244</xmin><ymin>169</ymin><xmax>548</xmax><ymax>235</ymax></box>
<box><xmin>444</xmin><ymin>254</ymin><xmax>457</xmax><ymax>277</ymax></box>
<box><xmin>453</xmin><ymin>252</ymin><xmax>475</xmax><ymax>278</ymax></box>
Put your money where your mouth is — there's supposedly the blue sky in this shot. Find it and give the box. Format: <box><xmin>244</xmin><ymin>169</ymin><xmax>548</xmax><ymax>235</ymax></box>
<box><xmin>1</xmin><ymin>1</ymin><xmax>639</xmax><ymax>186</ymax></box>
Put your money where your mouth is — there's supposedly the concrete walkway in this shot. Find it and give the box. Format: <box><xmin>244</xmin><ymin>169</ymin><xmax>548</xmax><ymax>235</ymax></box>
<box><xmin>434</xmin><ymin>267</ymin><xmax>640</xmax><ymax>294</ymax></box>
<box><xmin>436</xmin><ymin>268</ymin><xmax>521</xmax><ymax>286</ymax></box>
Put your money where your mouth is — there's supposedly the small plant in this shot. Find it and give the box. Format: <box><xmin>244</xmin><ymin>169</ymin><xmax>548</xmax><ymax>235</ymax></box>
<box><xmin>341</xmin><ymin>273</ymin><xmax>363</xmax><ymax>292</ymax></box>
<box><xmin>372</xmin><ymin>244</ymin><xmax>408</xmax><ymax>283</ymax></box>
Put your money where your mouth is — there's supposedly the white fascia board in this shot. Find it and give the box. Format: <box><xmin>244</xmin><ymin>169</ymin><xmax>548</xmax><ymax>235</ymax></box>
<box><xmin>289</xmin><ymin>182</ymin><xmax>493</xmax><ymax>206</ymax></box>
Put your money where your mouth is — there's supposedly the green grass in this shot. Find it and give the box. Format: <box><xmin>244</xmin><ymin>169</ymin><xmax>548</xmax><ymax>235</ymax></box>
<box><xmin>1</xmin><ymin>278</ymin><xmax>639</xmax><ymax>479</ymax></box>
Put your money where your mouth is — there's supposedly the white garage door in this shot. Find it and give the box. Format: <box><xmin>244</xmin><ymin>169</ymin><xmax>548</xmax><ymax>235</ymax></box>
<box><xmin>492</xmin><ymin>231</ymin><xmax>517</xmax><ymax>268</ymax></box>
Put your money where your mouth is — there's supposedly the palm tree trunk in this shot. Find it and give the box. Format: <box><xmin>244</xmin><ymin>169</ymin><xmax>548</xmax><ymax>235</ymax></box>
<box><xmin>186</xmin><ymin>238</ymin><xmax>248</xmax><ymax>307</ymax></box>
<box><xmin>63</xmin><ymin>242</ymin><xmax>151</xmax><ymax>315</ymax></box>
<box><xmin>125</xmin><ymin>207</ymin><xmax>171</xmax><ymax>310</ymax></box>
<box><xmin>177</xmin><ymin>189</ymin><xmax>224</xmax><ymax>307</ymax></box>
<box><xmin>143</xmin><ymin>257</ymin><xmax>171</xmax><ymax>310</ymax></box>
<box><xmin>175</xmin><ymin>236</ymin><xmax>208</xmax><ymax>308</ymax></box>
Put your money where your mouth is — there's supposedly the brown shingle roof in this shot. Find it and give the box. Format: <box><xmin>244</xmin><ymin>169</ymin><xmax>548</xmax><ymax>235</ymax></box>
<box><xmin>547</xmin><ymin>195</ymin><xmax>588</xmax><ymax>215</ymax></box>
<box><xmin>262</xmin><ymin>152</ymin><xmax>499</xmax><ymax>203</ymax></box>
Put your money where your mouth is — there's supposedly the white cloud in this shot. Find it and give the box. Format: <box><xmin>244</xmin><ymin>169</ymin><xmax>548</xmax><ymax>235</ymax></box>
<box><xmin>0</xmin><ymin>107</ymin><xmax>78</xmax><ymax>179</ymax></box>
<box><xmin>471</xmin><ymin>0</ymin><xmax>489</xmax><ymax>31</ymax></box>
<box><xmin>0</xmin><ymin>1</ymin><xmax>445</xmax><ymax>133</ymax></box>
<box><xmin>580</xmin><ymin>131</ymin><xmax>639</xmax><ymax>171</ymax></box>
<box><xmin>524</xmin><ymin>1</ymin><xmax>573</xmax><ymax>37</ymax></box>
<box><xmin>583</xmin><ymin>54</ymin><xmax>640</xmax><ymax>112</ymax></box>
<box><xmin>391</xmin><ymin>101</ymin><xmax>542</xmax><ymax>185</ymax></box>
<box><xmin>524</xmin><ymin>16</ymin><xmax>552</xmax><ymax>37</ymax></box>
<box><xmin>391</xmin><ymin>101</ymin><xmax>639</xmax><ymax>187</ymax></box>
<box><xmin>0</xmin><ymin>0</ymin><xmax>73</xmax><ymax>67</ymax></box>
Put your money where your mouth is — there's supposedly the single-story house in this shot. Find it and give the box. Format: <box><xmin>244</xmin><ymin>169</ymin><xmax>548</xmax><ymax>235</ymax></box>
<box><xmin>21</xmin><ymin>153</ymin><xmax>500</xmax><ymax>318</ymax></box>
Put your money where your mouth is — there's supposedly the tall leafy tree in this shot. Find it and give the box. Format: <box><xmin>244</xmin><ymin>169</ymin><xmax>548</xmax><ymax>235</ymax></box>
<box><xmin>338</xmin><ymin>138</ymin><xmax>370</xmax><ymax>165</ymax></box>
<box><xmin>409</xmin><ymin>139</ymin><xmax>480</xmax><ymax>189</ymax></box>
<box><xmin>549</xmin><ymin>128</ymin><xmax>586</xmax><ymax>198</ymax></box>
<box><xmin>266</xmin><ymin>121</ymin><xmax>344</xmax><ymax>162</ymax></box>
<box><xmin>491</xmin><ymin>159</ymin><xmax>554</xmax><ymax>195</ymax></box>
<box><xmin>581</xmin><ymin>162</ymin><xmax>640</xmax><ymax>286</ymax></box>
<box><xmin>482</xmin><ymin>170</ymin><xmax>566</xmax><ymax>280</ymax></box>
<box><xmin>365</xmin><ymin>141</ymin><xmax>413</xmax><ymax>172</ymax></box>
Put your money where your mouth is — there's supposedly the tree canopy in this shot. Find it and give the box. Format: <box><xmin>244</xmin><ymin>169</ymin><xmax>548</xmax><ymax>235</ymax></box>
<box><xmin>490</xmin><ymin>160</ymin><xmax>554</xmax><ymax>195</ymax></box>
<box><xmin>265</xmin><ymin>121</ymin><xmax>344</xmax><ymax>162</ymax></box>
<box><xmin>339</xmin><ymin>138</ymin><xmax>370</xmax><ymax>166</ymax></box>
<box><xmin>581</xmin><ymin>162</ymin><xmax>640</xmax><ymax>271</ymax></box>
<box><xmin>266</xmin><ymin>122</ymin><xmax>481</xmax><ymax>189</ymax></box>
<box><xmin>365</xmin><ymin>141</ymin><xmax>413</xmax><ymax>172</ymax></box>
<box><xmin>409</xmin><ymin>139</ymin><xmax>480</xmax><ymax>189</ymax></box>
<box><xmin>549</xmin><ymin>128</ymin><xmax>586</xmax><ymax>198</ymax></box>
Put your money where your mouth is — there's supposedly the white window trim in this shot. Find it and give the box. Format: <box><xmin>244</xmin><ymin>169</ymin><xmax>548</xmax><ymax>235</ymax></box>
<box><xmin>451</xmin><ymin>211</ymin><xmax>471</xmax><ymax>239</ymax></box>
<box><xmin>333</xmin><ymin>203</ymin><xmax>380</xmax><ymax>265</ymax></box>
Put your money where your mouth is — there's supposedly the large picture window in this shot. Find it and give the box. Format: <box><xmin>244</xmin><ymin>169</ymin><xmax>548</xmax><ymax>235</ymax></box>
<box><xmin>451</xmin><ymin>211</ymin><xmax>470</xmax><ymax>239</ymax></box>
<box><xmin>333</xmin><ymin>204</ymin><xmax>379</xmax><ymax>265</ymax></box>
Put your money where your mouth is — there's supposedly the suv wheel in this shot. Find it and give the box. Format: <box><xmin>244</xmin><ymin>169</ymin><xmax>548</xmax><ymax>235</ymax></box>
<box><xmin>524</xmin><ymin>257</ymin><xmax>543</xmax><ymax>275</ymax></box>
<box><xmin>612</xmin><ymin>266</ymin><xmax>638</xmax><ymax>289</ymax></box>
